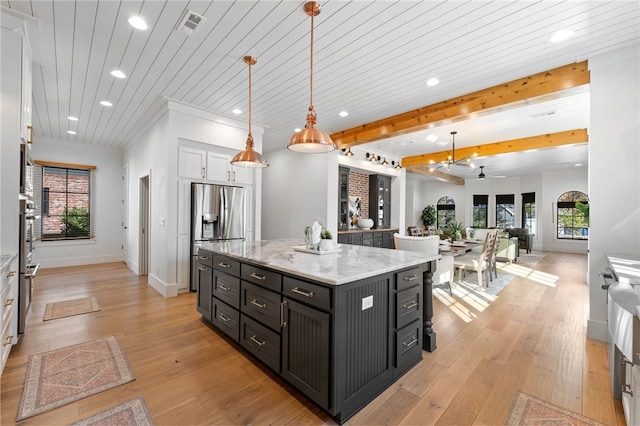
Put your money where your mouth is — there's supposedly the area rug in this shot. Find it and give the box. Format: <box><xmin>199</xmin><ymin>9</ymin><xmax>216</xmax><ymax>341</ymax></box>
<box><xmin>517</xmin><ymin>253</ymin><xmax>546</xmax><ymax>265</ymax></box>
<box><xmin>43</xmin><ymin>296</ymin><xmax>100</xmax><ymax>321</ymax></box>
<box><xmin>68</xmin><ymin>397</ymin><xmax>154</xmax><ymax>426</ymax></box>
<box><xmin>505</xmin><ymin>392</ymin><xmax>605</xmax><ymax>425</ymax></box>
<box><xmin>435</xmin><ymin>266</ymin><xmax>515</xmax><ymax>299</ymax></box>
<box><xmin>16</xmin><ymin>336</ymin><xmax>135</xmax><ymax>421</ymax></box>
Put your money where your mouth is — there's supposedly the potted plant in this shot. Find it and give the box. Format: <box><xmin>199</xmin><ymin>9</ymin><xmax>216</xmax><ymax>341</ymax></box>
<box><xmin>420</xmin><ymin>205</ymin><xmax>436</xmax><ymax>232</ymax></box>
<box><xmin>319</xmin><ymin>228</ymin><xmax>334</xmax><ymax>251</ymax></box>
<box><xmin>449</xmin><ymin>222</ymin><xmax>465</xmax><ymax>241</ymax></box>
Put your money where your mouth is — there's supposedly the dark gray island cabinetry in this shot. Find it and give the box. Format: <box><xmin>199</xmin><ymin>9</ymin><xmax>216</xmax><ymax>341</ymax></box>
<box><xmin>196</xmin><ymin>240</ymin><xmax>437</xmax><ymax>423</ymax></box>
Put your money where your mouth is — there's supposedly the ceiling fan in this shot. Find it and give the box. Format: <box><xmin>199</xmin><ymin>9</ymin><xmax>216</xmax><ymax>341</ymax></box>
<box><xmin>429</xmin><ymin>131</ymin><xmax>477</xmax><ymax>171</ymax></box>
<box><xmin>478</xmin><ymin>165</ymin><xmax>506</xmax><ymax>180</ymax></box>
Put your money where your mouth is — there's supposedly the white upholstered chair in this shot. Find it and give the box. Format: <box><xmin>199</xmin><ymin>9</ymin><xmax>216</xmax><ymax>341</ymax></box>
<box><xmin>393</xmin><ymin>233</ymin><xmax>455</xmax><ymax>295</ymax></box>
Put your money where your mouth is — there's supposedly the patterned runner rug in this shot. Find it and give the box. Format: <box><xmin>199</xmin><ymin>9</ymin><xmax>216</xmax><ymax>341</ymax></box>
<box><xmin>43</xmin><ymin>296</ymin><xmax>100</xmax><ymax>321</ymax></box>
<box><xmin>16</xmin><ymin>336</ymin><xmax>135</xmax><ymax>421</ymax></box>
<box><xmin>505</xmin><ymin>392</ymin><xmax>606</xmax><ymax>425</ymax></box>
<box><xmin>69</xmin><ymin>397</ymin><xmax>155</xmax><ymax>426</ymax></box>
<box><xmin>517</xmin><ymin>253</ymin><xmax>546</xmax><ymax>265</ymax></box>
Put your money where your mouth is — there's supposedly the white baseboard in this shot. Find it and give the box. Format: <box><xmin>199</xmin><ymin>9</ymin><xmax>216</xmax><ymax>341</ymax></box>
<box><xmin>36</xmin><ymin>254</ymin><xmax>123</xmax><ymax>269</ymax></box>
<box><xmin>587</xmin><ymin>319</ymin><xmax>610</xmax><ymax>343</ymax></box>
<box><xmin>148</xmin><ymin>273</ymin><xmax>178</xmax><ymax>298</ymax></box>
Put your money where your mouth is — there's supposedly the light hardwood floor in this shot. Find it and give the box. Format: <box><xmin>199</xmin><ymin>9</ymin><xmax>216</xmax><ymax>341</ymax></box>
<box><xmin>1</xmin><ymin>252</ymin><xmax>625</xmax><ymax>425</ymax></box>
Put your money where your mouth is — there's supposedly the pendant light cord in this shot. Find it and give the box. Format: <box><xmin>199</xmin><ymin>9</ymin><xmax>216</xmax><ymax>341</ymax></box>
<box><xmin>248</xmin><ymin>59</ymin><xmax>252</xmax><ymax>137</ymax></box>
<box><xmin>309</xmin><ymin>11</ymin><xmax>314</xmax><ymax>110</ymax></box>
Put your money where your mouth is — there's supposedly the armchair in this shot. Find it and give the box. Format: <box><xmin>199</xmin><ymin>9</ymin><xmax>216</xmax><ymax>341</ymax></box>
<box><xmin>506</xmin><ymin>228</ymin><xmax>533</xmax><ymax>254</ymax></box>
<box><xmin>393</xmin><ymin>233</ymin><xmax>455</xmax><ymax>295</ymax></box>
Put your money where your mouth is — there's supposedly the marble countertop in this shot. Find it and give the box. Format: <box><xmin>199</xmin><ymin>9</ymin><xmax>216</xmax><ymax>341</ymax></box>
<box><xmin>0</xmin><ymin>253</ymin><xmax>17</xmax><ymax>272</ymax></box>
<box><xmin>200</xmin><ymin>239</ymin><xmax>437</xmax><ymax>286</ymax></box>
<box><xmin>607</xmin><ymin>255</ymin><xmax>640</xmax><ymax>286</ymax></box>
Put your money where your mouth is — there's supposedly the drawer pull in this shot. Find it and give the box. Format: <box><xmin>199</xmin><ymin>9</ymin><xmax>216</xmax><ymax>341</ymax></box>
<box><xmin>218</xmin><ymin>313</ymin><xmax>231</xmax><ymax>323</ymax></box>
<box><xmin>402</xmin><ymin>301</ymin><xmax>419</xmax><ymax>310</ymax></box>
<box><xmin>218</xmin><ymin>284</ymin><xmax>230</xmax><ymax>291</ymax></box>
<box><xmin>6</xmin><ymin>271</ymin><xmax>16</xmax><ymax>278</ymax></box>
<box><xmin>198</xmin><ymin>255</ymin><xmax>209</xmax><ymax>261</ymax></box>
<box><xmin>3</xmin><ymin>336</ymin><xmax>12</xmax><ymax>346</ymax></box>
<box><xmin>291</xmin><ymin>287</ymin><xmax>315</xmax><ymax>298</ymax></box>
<box><xmin>404</xmin><ymin>275</ymin><xmax>418</xmax><ymax>282</ymax></box>
<box><xmin>218</xmin><ymin>262</ymin><xmax>231</xmax><ymax>269</ymax></box>
<box><xmin>402</xmin><ymin>337</ymin><xmax>418</xmax><ymax>348</ymax></box>
<box><xmin>250</xmin><ymin>272</ymin><xmax>266</xmax><ymax>281</ymax></box>
<box><xmin>249</xmin><ymin>335</ymin><xmax>266</xmax><ymax>347</ymax></box>
<box><xmin>4</xmin><ymin>298</ymin><xmax>14</xmax><ymax>307</ymax></box>
<box><xmin>280</xmin><ymin>301</ymin><xmax>287</xmax><ymax>328</ymax></box>
<box><xmin>250</xmin><ymin>299</ymin><xmax>267</xmax><ymax>309</ymax></box>
<box><xmin>198</xmin><ymin>266</ymin><xmax>210</xmax><ymax>272</ymax></box>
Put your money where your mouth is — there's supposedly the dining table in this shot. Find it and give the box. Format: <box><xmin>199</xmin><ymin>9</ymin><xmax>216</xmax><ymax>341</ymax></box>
<box><xmin>438</xmin><ymin>240</ymin><xmax>482</xmax><ymax>256</ymax></box>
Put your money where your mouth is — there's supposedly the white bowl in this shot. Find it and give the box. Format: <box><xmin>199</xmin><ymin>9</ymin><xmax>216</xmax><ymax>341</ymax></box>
<box><xmin>357</xmin><ymin>218</ymin><xmax>374</xmax><ymax>230</ymax></box>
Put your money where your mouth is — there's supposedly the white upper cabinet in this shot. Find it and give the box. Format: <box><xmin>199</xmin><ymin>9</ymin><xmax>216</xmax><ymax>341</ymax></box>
<box><xmin>178</xmin><ymin>147</ymin><xmax>206</xmax><ymax>179</ymax></box>
<box><xmin>206</xmin><ymin>152</ymin><xmax>253</xmax><ymax>185</ymax></box>
<box><xmin>20</xmin><ymin>37</ymin><xmax>32</xmax><ymax>144</ymax></box>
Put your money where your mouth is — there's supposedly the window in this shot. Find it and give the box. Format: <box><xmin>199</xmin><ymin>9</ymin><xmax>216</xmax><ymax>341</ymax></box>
<box><xmin>522</xmin><ymin>192</ymin><xmax>536</xmax><ymax>233</ymax></box>
<box><xmin>437</xmin><ymin>196</ymin><xmax>456</xmax><ymax>230</ymax></box>
<box><xmin>495</xmin><ymin>194</ymin><xmax>515</xmax><ymax>229</ymax></box>
<box><xmin>35</xmin><ymin>162</ymin><xmax>96</xmax><ymax>241</ymax></box>
<box><xmin>557</xmin><ymin>191</ymin><xmax>589</xmax><ymax>240</ymax></box>
<box><xmin>472</xmin><ymin>194</ymin><xmax>488</xmax><ymax>228</ymax></box>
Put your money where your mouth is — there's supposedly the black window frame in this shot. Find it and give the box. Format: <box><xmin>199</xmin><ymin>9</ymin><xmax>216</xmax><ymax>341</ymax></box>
<box><xmin>495</xmin><ymin>194</ymin><xmax>515</xmax><ymax>229</ymax></box>
<box><xmin>436</xmin><ymin>196</ymin><xmax>456</xmax><ymax>230</ymax></box>
<box><xmin>472</xmin><ymin>194</ymin><xmax>488</xmax><ymax>228</ymax></box>
<box><xmin>557</xmin><ymin>191</ymin><xmax>589</xmax><ymax>240</ymax></box>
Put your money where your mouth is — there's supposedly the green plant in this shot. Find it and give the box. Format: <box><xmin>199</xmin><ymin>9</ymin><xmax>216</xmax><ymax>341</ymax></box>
<box><xmin>320</xmin><ymin>228</ymin><xmax>333</xmax><ymax>239</ymax></box>
<box><xmin>448</xmin><ymin>221</ymin><xmax>465</xmax><ymax>240</ymax></box>
<box><xmin>62</xmin><ymin>207</ymin><xmax>90</xmax><ymax>237</ymax></box>
<box><xmin>420</xmin><ymin>205</ymin><xmax>436</xmax><ymax>228</ymax></box>
<box><xmin>575</xmin><ymin>201</ymin><xmax>590</xmax><ymax>222</ymax></box>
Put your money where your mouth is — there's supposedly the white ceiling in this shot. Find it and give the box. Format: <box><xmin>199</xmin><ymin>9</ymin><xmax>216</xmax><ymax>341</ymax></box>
<box><xmin>2</xmin><ymin>1</ymin><xmax>639</xmax><ymax>181</ymax></box>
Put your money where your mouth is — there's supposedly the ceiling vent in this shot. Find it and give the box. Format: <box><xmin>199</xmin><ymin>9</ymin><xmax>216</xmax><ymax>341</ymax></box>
<box><xmin>176</xmin><ymin>10</ymin><xmax>205</xmax><ymax>36</ymax></box>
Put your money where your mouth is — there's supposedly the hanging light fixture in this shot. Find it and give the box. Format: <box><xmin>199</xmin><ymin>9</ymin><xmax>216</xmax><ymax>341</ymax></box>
<box><xmin>430</xmin><ymin>131</ymin><xmax>476</xmax><ymax>171</ymax></box>
<box><xmin>231</xmin><ymin>56</ymin><xmax>269</xmax><ymax>168</ymax></box>
<box><xmin>287</xmin><ymin>2</ymin><xmax>336</xmax><ymax>153</ymax></box>
<box><xmin>341</xmin><ymin>147</ymin><xmax>354</xmax><ymax>156</ymax></box>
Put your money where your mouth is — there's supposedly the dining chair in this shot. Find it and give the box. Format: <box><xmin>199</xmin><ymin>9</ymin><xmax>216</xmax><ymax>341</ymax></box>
<box><xmin>453</xmin><ymin>230</ymin><xmax>497</xmax><ymax>289</ymax></box>
<box><xmin>393</xmin><ymin>233</ymin><xmax>455</xmax><ymax>295</ymax></box>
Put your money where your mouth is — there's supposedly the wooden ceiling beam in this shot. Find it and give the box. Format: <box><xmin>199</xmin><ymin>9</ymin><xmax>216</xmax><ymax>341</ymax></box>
<box><xmin>402</xmin><ymin>129</ymin><xmax>588</xmax><ymax>168</ymax></box>
<box><xmin>406</xmin><ymin>167</ymin><xmax>466</xmax><ymax>185</ymax></box>
<box><xmin>331</xmin><ymin>61</ymin><xmax>589</xmax><ymax>148</ymax></box>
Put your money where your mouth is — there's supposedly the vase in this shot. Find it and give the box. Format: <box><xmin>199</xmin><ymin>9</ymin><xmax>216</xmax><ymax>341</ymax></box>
<box><xmin>358</xmin><ymin>218</ymin><xmax>374</xmax><ymax>230</ymax></box>
<box><xmin>319</xmin><ymin>239</ymin><xmax>334</xmax><ymax>251</ymax></box>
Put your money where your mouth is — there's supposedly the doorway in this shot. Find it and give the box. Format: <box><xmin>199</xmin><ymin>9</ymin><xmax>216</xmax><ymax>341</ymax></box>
<box><xmin>139</xmin><ymin>175</ymin><xmax>149</xmax><ymax>276</ymax></box>
<box><xmin>122</xmin><ymin>165</ymin><xmax>129</xmax><ymax>265</ymax></box>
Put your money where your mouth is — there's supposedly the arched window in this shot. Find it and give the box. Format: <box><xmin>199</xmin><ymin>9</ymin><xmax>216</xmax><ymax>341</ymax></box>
<box><xmin>437</xmin><ymin>196</ymin><xmax>455</xmax><ymax>230</ymax></box>
<box><xmin>557</xmin><ymin>191</ymin><xmax>589</xmax><ymax>240</ymax></box>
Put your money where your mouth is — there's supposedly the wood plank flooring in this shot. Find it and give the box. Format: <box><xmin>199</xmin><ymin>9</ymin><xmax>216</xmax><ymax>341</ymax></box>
<box><xmin>1</xmin><ymin>252</ymin><xmax>625</xmax><ymax>425</ymax></box>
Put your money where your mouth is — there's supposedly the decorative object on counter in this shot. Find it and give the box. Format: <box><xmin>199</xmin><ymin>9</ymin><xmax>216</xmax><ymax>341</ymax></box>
<box><xmin>357</xmin><ymin>218</ymin><xmax>374</xmax><ymax>230</ymax></box>
<box><xmin>287</xmin><ymin>2</ymin><xmax>336</xmax><ymax>153</ymax></box>
<box><xmin>319</xmin><ymin>228</ymin><xmax>334</xmax><ymax>251</ymax></box>
<box><xmin>348</xmin><ymin>196</ymin><xmax>361</xmax><ymax>228</ymax></box>
<box><xmin>420</xmin><ymin>205</ymin><xmax>436</xmax><ymax>233</ymax></box>
<box><xmin>304</xmin><ymin>226</ymin><xmax>314</xmax><ymax>249</ymax></box>
<box><xmin>230</xmin><ymin>56</ymin><xmax>269</xmax><ymax>168</ymax></box>
<box><xmin>311</xmin><ymin>220</ymin><xmax>322</xmax><ymax>248</ymax></box>
<box><xmin>16</xmin><ymin>336</ymin><xmax>134</xmax><ymax>421</ymax></box>
<box><xmin>43</xmin><ymin>296</ymin><xmax>100</xmax><ymax>321</ymax></box>
<box><xmin>68</xmin><ymin>397</ymin><xmax>155</xmax><ymax>426</ymax></box>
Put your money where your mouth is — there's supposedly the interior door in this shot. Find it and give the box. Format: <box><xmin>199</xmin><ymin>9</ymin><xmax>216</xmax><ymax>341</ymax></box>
<box><xmin>139</xmin><ymin>175</ymin><xmax>149</xmax><ymax>276</ymax></box>
<box><xmin>122</xmin><ymin>165</ymin><xmax>129</xmax><ymax>264</ymax></box>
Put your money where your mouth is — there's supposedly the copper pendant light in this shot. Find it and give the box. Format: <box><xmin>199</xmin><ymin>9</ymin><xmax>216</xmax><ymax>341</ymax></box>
<box><xmin>231</xmin><ymin>56</ymin><xmax>269</xmax><ymax>168</ymax></box>
<box><xmin>287</xmin><ymin>1</ymin><xmax>336</xmax><ymax>153</ymax></box>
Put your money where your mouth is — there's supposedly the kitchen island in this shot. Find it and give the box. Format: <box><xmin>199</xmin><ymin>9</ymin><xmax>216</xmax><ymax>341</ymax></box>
<box><xmin>195</xmin><ymin>239</ymin><xmax>437</xmax><ymax>423</ymax></box>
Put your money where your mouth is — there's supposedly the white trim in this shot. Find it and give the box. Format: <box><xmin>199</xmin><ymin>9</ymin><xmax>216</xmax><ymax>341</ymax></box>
<box><xmin>148</xmin><ymin>273</ymin><xmax>178</xmax><ymax>298</ymax></box>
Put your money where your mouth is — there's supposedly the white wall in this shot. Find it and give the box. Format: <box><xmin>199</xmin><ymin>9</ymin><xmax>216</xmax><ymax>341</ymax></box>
<box><xmin>587</xmin><ymin>43</ymin><xmax>640</xmax><ymax>342</ymax></box>
<box><xmin>30</xmin><ymin>137</ymin><xmax>123</xmax><ymax>268</ymax></box>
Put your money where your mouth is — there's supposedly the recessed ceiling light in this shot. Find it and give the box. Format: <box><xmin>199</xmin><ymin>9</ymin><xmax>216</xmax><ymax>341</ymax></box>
<box><xmin>232</xmin><ymin>108</ymin><xmax>242</xmax><ymax>115</ymax></box>
<box><xmin>425</xmin><ymin>133</ymin><xmax>437</xmax><ymax>142</ymax></box>
<box><xmin>426</xmin><ymin>78</ymin><xmax>439</xmax><ymax>87</ymax></box>
<box><xmin>437</xmin><ymin>140</ymin><xmax>448</xmax><ymax>146</ymax></box>
<box><xmin>575</xmin><ymin>163</ymin><xmax>582</xmax><ymax>167</ymax></box>
<box><xmin>339</xmin><ymin>111</ymin><xmax>349</xmax><ymax>117</ymax></box>
<box><xmin>67</xmin><ymin>130</ymin><xmax>77</xmax><ymax>135</ymax></box>
<box><xmin>294</xmin><ymin>128</ymin><xmax>302</xmax><ymax>133</ymax></box>
<box><xmin>549</xmin><ymin>29</ymin><xmax>575</xmax><ymax>43</ymax></box>
<box><xmin>128</xmin><ymin>16</ymin><xmax>148</xmax><ymax>30</ymax></box>
<box><xmin>100</xmin><ymin>100</ymin><xmax>113</xmax><ymax>107</ymax></box>
<box><xmin>67</xmin><ymin>116</ymin><xmax>79</xmax><ymax>121</ymax></box>
<box><xmin>111</xmin><ymin>70</ymin><xmax>126</xmax><ymax>79</ymax></box>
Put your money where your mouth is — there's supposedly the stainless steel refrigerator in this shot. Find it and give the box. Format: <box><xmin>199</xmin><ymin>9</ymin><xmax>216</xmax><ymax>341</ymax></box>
<box><xmin>190</xmin><ymin>183</ymin><xmax>245</xmax><ymax>291</ymax></box>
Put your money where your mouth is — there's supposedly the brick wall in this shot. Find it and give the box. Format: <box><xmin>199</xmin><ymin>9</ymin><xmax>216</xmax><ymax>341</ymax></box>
<box><xmin>349</xmin><ymin>171</ymin><xmax>369</xmax><ymax>219</ymax></box>
<box><xmin>42</xmin><ymin>168</ymin><xmax>89</xmax><ymax>234</ymax></box>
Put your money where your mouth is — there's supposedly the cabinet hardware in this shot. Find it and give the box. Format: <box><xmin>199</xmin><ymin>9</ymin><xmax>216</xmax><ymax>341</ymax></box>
<box><xmin>6</xmin><ymin>271</ymin><xmax>16</xmax><ymax>278</ymax></box>
<box><xmin>218</xmin><ymin>313</ymin><xmax>231</xmax><ymax>323</ymax></box>
<box><xmin>232</xmin><ymin>171</ymin><xmax>236</xmax><ymax>181</ymax></box>
<box><xmin>4</xmin><ymin>298</ymin><xmax>14</xmax><ymax>307</ymax></box>
<box><xmin>218</xmin><ymin>284</ymin><xmax>230</xmax><ymax>291</ymax></box>
<box><xmin>218</xmin><ymin>262</ymin><xmax>231</xmax><ymax>268</ymax></box>
<box><xmin>402</xmin><ymin>337</ymin><xmax>418</xmax><ymax>348</ymax></box>
<box><xmin>402</xmin><ymin>301</ymin><xmax>419</xmax><ymax>310</ymax></box>
<box><xmin>249</xmin><ymin>335</ymin><xmax>266</xmax><ymax>347</ymax></box>
<box><xmin>621</xmin><ymin>356</ymin><xmax>634</xmax><ymax>396</ymax></box>
<box><xmin>3</xmin><ymin>336</ymin><xmax>12</xmax><ymax>346</ymax></box>
<box><xmin>198</xmin><ymin>266</ymin><xmax>210</xmax><ymax>272</ymax></box>
<box><xmin>27</xmin><ymin>125</ymin><xmax>33</xmax><ymax>144</ymax></box>
<box><xmin>291</xmin><ymin>287</ymin><xmax>315</xmax><ymax>298</ymax></box>
<box><xmin>202</xmin><ymin>167</ymin><xmax>205</xmax><ymax>178</ymax></box>
<box><xmin>250</xmin><ymin>299</ymin><xmax>267</xmax><ymax>309</ymax></box>
<box><xmin>198</xmin><ymin>255</ymin><xmax>209</xmax><ymax>261</ymax></box>
<box><xmin>250</xmin><ymin>273</ymin><xmax>266</xmax><ymax>281</ymax></box>
<box><xmin>227</xmin><ymin>171</ymin><xmax>231</xmax><ymax>181</ymax></box>
<box><xmin>404</xmin><ymin>275</ymin><xmax>418</xmax><ymax>282</ymax></box>
<box><xmin>280</xmin><ymin>301</ymin><xmax>287</xmax><ymax>327</ymax></box>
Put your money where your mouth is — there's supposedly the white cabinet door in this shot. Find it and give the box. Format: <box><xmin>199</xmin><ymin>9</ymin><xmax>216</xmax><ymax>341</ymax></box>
<box><xmin>179</xmin><ymin>147</ymin><xmax>206</xmax><ymax>179</ymax></box>
<box><xmin>230</xmin><ymin>164</ymin><xmax>253</xmax><ymax>185</ymax></box>
<box><xmin>206</xmin><ymin>152</ymin><xmax>231</xmax><ymax>182</ymax></box>
<box><xmin>631</xmin><ymin>365</ymin><xmax>640</xmax><ymax>426</ymax></box>
<box><xmin>177</xmin><ymin>180</ymin><xmax>192</xmax><ymax>235</ymax></box>
<box><xmin>176</xmin><ymin>234</ymin><xmax>190</xmax><ymax>291</ymax></box>
<box><xmin>20</xmin><ymin>38</ymin><xmax>32</xmax><ymax>144</ymax></box>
